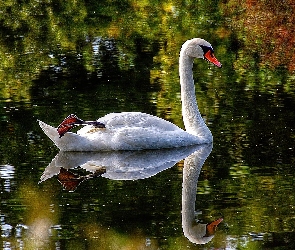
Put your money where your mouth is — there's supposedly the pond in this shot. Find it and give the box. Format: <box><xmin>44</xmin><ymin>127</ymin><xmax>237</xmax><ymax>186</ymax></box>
<box><xmin>1</xmin><ymin>1</ymin><xmax>295</xmax><ymax>249</ymax></box>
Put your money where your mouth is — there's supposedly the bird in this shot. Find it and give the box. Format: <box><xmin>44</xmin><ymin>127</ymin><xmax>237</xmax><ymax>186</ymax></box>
<box><xmin>38</xmin><ymin>38</ymin><xmax>222</xmax><ymax>151</ymax></box>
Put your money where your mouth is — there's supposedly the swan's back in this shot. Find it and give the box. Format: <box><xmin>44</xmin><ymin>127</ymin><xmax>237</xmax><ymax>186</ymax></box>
<box><xmin>96</xmin><ymin>112</ymin><xmax>180</xmax><ymax>132</ymax></box>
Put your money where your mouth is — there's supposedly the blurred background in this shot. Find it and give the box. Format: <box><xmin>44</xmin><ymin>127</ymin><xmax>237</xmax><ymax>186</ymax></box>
<box><xmin>1</xmin><ymin>0</ymin><xmax>295</xmax><ymax>249</ymax></box>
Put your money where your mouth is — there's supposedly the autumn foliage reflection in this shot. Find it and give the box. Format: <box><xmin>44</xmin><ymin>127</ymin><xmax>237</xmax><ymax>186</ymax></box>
<box><xmin>223</xmin><ymin>0</ymin><xmax>295</xmax><ymax>71</ymax></box>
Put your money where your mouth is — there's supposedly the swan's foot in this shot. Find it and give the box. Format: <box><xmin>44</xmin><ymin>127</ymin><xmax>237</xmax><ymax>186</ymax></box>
<box><xmin>57</xmin><ymin>114</ymin><xmax>83</xmax><ymax>138</ymax></box>
<box><xmin>57</xmin><ymin>114</ymin><xmax>105</xmax><ymax>138</ymax></box>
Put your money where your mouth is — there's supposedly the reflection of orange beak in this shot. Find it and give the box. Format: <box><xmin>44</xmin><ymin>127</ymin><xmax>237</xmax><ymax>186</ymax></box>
<box><xmin>204</xmin><ymin>50</ymin><xmax>222</xmax><ymax>68</ymax></box>
<box><xmin>206</xmin><ymin>217</ymin><xmax>223</xmax><ymax>236</ymax></box>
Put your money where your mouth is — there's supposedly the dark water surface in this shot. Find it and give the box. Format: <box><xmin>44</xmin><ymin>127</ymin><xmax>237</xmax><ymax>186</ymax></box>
<box><xmin>1</xmin><ymin>1</ymin><xmax>295</xmax><ymax>249</ymax></box>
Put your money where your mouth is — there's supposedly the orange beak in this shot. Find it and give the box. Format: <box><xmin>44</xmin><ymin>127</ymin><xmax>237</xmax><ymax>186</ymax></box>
<box><xmin>204</xmin><ymin>50</ymin><xmax>222</xmax><ymax>68</ymax></box>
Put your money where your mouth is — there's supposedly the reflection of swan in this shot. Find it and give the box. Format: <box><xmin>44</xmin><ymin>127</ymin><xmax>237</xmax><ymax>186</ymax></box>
<box><xmin>182</xmin><ymin>143</ymin><xmax>223</xmax><ymax>244</ymax></box>
<box><xmin>39</xmin><ymin>146</ymin><xmax>201</xmax><ymax>182</ymax></box>
<box><xmin>39</xmin><ymin>144</ymin><xmax>222</xmax><ymax>242</ymax></box>
<box><xmin>38</xmin><ymin>38</ymin><xmax>221</xmax><ymax>151</ymax></box>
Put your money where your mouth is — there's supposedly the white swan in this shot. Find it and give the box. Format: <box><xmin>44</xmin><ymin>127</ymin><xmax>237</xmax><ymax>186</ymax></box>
<box><xmin>39</xmin><ymin>38</ymin><xmax>221</xmax><ymax>151</ymax></box>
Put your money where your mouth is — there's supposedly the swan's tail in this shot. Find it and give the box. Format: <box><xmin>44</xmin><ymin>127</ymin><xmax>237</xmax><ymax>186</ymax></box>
<box><xmin>38</xmin><ymin>120</ymin><xmax>83</xmax><ymax>151</ymax></box>
<box><xmin>38</xmin><ymin>120</ymin><xmax>60</xmax><ymax>143</ymax></box>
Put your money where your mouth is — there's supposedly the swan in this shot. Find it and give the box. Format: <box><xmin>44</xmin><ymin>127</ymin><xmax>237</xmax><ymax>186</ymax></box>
<box><xmin>39</xmin><ymin>38</ymin><xmax>221</xmax><ymax>151</ymax></box>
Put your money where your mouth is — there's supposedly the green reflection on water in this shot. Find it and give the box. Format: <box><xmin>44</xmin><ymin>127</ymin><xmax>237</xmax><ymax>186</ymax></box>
<box><xmin>0</xmin><ymin>0</ymin><xmax>295</xmax><ymax>249</ymax></box>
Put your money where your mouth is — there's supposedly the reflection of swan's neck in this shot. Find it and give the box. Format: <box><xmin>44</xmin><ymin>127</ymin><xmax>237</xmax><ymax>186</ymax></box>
<box><xmin>182</xmin><ymin>144</ymin><xmax>213</xmax><ymax>244</ymax></box>
<box><xmin>179</xmin><ymin>50</ymin><xmax>212</xmax><ymax>140</ymax></box>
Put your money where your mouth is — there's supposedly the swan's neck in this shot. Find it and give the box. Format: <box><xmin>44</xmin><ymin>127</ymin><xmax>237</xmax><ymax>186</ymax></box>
<box><xmin>179</xmin><ymin>52</ymin><xmax>212</xmax><ymax>141</ymax></box>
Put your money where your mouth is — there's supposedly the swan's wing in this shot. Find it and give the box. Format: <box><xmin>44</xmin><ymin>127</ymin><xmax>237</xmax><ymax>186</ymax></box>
<box><xmin>97</xmin><ymin>112</ymin><xmax>182</xmax><ymax>131</ymax></box>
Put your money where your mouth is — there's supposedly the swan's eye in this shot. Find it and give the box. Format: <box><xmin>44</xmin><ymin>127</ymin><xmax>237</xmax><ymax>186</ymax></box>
<box><xmin>199</xmin><ymin>45</ymin><xmax>213</xmax><ymax>56</ymax></box>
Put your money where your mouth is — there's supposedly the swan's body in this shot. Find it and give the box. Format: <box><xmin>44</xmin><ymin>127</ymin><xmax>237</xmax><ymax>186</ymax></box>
<box><xmin>39</xmin><ymin>38</ymin><xmax>221</xmax><ymax>151</ymax></box>
<box><xmin>39</xmin><ymin>112</ymin><xmax>210</xmax><ymax>151</ymax></box>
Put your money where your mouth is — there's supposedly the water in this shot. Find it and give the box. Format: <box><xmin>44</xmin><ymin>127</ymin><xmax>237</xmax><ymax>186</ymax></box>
<box><xmin>1</xmin><ymin>1</ymin><xmax>295</xmax><ymax>249</ymax></box>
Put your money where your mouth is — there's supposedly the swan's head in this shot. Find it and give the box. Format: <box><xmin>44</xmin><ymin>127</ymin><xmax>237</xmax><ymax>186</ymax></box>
<box><xmin>181</xmin><ymin>38</ymin><xmax>222</xmax><ymax>68</ymax></box>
